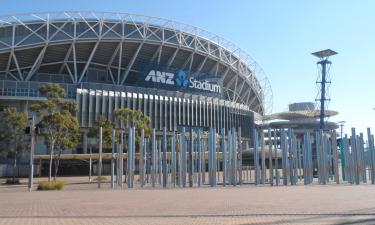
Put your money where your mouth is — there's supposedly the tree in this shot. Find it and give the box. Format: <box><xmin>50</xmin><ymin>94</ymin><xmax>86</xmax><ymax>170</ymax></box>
<box><xmin>113</xmin><ymin>109</ymin><xmax>151</xmax><ymax>144</ymax></box>
<box><xmin>30</xmin><ymin>84</ymin><xmax>79</xmax><ymax>181</ymax></box>
<box><xmin>0</xmin><ymin>108</ymin><xmax>28</xmax><ymax>182</ymax></box>
<box><xmin>88</xmin><ymin>116</ymin><xmax>117</xmax><ymax>149</ymax></box>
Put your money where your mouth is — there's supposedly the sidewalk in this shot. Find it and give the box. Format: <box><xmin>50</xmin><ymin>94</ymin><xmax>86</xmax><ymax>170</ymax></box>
<box><xmin>1</xmin><ymin>178</ymin><xmax>375</xmax><ymax>224</ymax></box>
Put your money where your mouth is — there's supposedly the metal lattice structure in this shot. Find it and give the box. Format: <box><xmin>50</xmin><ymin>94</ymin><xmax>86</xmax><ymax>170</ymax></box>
<box><xmin>0</xmin><ymin>11</ymin><xmax>272</xmax><ymax>115</ymax></box>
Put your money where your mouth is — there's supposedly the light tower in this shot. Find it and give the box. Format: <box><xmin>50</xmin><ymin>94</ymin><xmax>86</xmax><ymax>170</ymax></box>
<box><xmin>312</xmin><ymin>49</ymin><xmax>337</xmax><ymax>131</ymax></box>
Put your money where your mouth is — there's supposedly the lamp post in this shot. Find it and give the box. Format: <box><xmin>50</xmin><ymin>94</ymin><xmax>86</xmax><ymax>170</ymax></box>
<box><xmin>337</xmin><ymin>120</ymin><xmax>346</xmax><ymax>180</ymax></box>
<box><xmin>312</xmin><ymin>49</ymin><xmax>337</xmax><ymax>131</ymax></box>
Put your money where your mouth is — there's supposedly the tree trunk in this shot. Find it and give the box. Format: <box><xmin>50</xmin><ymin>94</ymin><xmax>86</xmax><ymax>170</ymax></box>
<box><xmin>13</xmin><ymin>154</ymin><xmax>17</xmax><ymax>183</ymax></box>
<box><xmin>48</xmin><ymin>141</ymin><xmax>54</xmax><ymax>182</ymax></box>
<box><xmin>13</xmin><ymin>139</ymin><xmax>18</xmax><ymax>183</ymax></box>
<box><xmin>54</xmin><ymin>150</ymin><xmax>62</xmax><ymax>181</ymax></box>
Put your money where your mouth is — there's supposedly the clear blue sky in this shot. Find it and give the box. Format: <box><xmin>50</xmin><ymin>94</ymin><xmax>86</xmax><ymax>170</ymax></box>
<box><xmin>1</xmin><ymin>0</ymin><xmax>374</xmax><ymax>135</ymax></box>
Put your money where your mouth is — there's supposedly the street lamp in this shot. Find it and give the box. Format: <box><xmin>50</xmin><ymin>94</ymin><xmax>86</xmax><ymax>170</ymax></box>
<box><xmin>337</xmin><ymin>121</ymin><xmax>346</xmax><ymax>139</ymax></box>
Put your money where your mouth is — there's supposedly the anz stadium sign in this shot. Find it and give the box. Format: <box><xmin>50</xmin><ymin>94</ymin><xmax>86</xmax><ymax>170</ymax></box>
<box><xmin>142</xmin><ymin>68</ymin><xmax>222</xmax><ymax>94</ymax></box>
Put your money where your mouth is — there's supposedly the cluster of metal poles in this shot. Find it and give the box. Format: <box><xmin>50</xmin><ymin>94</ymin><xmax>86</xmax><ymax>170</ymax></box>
<box><xmin>97</xmin><ymin>126</ymin><xmax>244</xmax><ymax>189</ymax></box>
<box><xmin>251</xmin><ymin>127</ymin><xmax>375</xmax><ymax>186</ymax></box>
<box><xmin>94</xmin><ymin>126</ymin><xmax>375</xmax><ymax>189</ymax></box>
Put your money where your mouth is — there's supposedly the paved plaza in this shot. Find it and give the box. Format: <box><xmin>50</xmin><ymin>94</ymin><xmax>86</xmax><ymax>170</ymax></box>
<box><xmin>0</xmin><ymin>177</ymin><xmax>375</xmax><ymax>224</ymax></box>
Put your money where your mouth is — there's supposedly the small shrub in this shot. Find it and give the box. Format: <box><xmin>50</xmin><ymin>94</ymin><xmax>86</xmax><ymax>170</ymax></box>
<box><xmin>37</xmin><ymin>180</ymin><xmax>65</xmax><ymax>190</ymax></box>
<box><xmin>5</xmin><ymin>178</ymin><xmax>20</xmax><ymax>185</ymax></box>
<box><xmin>94</xmin><ymin>176</ymin><xmax>107</xmax><ymax>181</ymax></box>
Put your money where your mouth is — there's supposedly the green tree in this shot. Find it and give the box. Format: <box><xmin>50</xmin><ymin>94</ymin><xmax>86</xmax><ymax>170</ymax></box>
<box><xmin>30</xmin><ymin>84</ymin><xmax>79</xmax><ymax>181</ymax></box>
<box><xmin>113</xmin><ymin>109</ymin><xmax>151</xmax><ymax>144</ymax></box>
<box><xmin>0</xmin><ymin>108</ymin><xmax>28</xmax><ymax>182</ymax></box>
<box><xmin>88</xmin><ymin>116</ymin><xmax>117</xmax><ymax>149</ymax></box>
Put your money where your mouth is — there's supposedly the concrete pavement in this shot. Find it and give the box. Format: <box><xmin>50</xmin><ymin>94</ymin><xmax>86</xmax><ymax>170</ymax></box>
<box><xmin>0</xmin><ymin>178</ymin><xmax>375</xmax><ymax>224</ymax></box>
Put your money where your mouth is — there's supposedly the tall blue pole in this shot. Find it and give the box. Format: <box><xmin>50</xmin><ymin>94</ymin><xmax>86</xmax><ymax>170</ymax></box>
<box><xmin>253</xmin><ymin>128</ymin><xmax>260</xmax><ymax>185</ymax></box>
<box><xmin>317</xmin><ymin>59</ymin><xmax>331</xmax><ymax>131</ymax></box>
<box><xmin>162</xmin><ymin>127</ymin><xmax>167</xmax><ymax>188</ymax></box>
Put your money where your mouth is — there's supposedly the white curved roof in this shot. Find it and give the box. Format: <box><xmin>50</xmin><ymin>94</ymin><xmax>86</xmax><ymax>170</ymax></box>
<box><xmin>0</xmin><ymin>11</ymin><xmax>272</xmax><ymax>115</ymax></box>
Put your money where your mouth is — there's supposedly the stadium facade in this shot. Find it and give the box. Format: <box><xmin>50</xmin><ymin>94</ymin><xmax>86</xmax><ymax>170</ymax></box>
<box><xmin>0</xmin><ymin>12</ymin><xmax>272</xmax><ymax>154</ymax></box>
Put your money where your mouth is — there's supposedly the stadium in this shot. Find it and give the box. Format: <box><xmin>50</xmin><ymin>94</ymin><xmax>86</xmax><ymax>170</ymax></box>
<box><xmin>0</xmin><ymin>11</ymin><xmax>272</xmax><ymax>156</ymax></box>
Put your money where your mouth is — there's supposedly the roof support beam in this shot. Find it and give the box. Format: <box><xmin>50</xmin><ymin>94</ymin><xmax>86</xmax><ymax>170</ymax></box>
<box><xmin>157</xmin><ymin>45</ymin><xmax>162</xmax><ymax>64</ymax></box>
<box><xmin>5</xmin><ymin>50</ymin><xmax>16</xmax><ymax>80</ymax></box>
<box><xmin>188</xmin><ymin>53</ymin><xmax>194</xmax><ymax>72</ymax></box>
<box><xmin>120</xmin><ymin>42</ymin><xmax>143</xmax><ymax>85</ymax></box>
<box><xmin>245</xmin><ymin>89</ymin><xmax>251</xmax><ymax>104</ymax></box>
<box><xmin>25</xmin><ymin>45</ymin><xmax>48</xmax><ymax>81</ymax></box>
<box><xmin>6</xmin><ymin>72</ymin><xmax>18</xmax><ymax>81</ymax></box>
<box><xmin>226</xmin><ymin>74</ymin><xmax>237</xmax><ymax>90</ymax></box>
<box><xmin>248</xmin><ymin>95</ymin><xmax>258</xmax><ymax>108</ymax></box>
<box><xmin>12</xmin><ymin>52</ymin><xmax>23</xmax><ymax>81</ymax></box>
<box><xmin>78</xmin><ymin>40</ymin><xmax>100</xmax><ymax>83</ymax></box>
<box><xmin>117</xmin><ymin>42</ymin><xmax>123</xmax><ymax>85</ymax></box>
<box><xmin>64</xmin><ymin>62</ymin><xmax>75</xmax><ymax>83</ymax></box>
<box><xmin>233</xmin><ymin>76</ymin><xmax>239</xmax><ymax>98</ymax></box>
<box><xmin>107</xmin><ymin>69</ymin><xmax>115</xmax><ymax>85</ymax></box>
<box><xmin>226</xmin><ymin>90</ymin><xmax>232</xmax><ymax>102</ymax></box>
<box><xmin>234</xmin><ymin>78</ymin><xmax>246</xmax><ymax>102</ymax></box>
<box><xmin>58</xmin><ymin>43</ymin><xmax>74</xmax><ymax>74</ymax></box>
<box><xmin>181</xmin><ymin>52</ymin><xmax>193</xmax><ymax>69</ymax></box>
<box><xmin>105</xmin><ymin>42</ymin><xmax>122</xmax><ymax>84</ymax></box>
<box><xmin>72</xmin><ymin>42</ymin><xmax>78</xmax><ymax>83</ymax></box>
<box><xmin>196</xmin><ymin>55</ymin><xmax>208</xmax><ymax>74</ymax></box>
<box><xmin>209</xmin><ymin>62</ymin><xmax>219</xmax><ymax>75</ymax></box>
<box><xmin>150</xmin><ymin>45</ymin><xmax>162</xmax><ymax>63</ymax></box>
<box><xmin>167</xmin><ymin>48</ymin><xmax>179</xmax><ymax>67</ymax></box>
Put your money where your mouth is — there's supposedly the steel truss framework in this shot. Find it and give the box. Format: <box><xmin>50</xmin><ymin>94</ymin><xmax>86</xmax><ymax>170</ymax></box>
<box><xmin>0</xmin><ymin>11</ymin><xmax>272</xmax><ymax>115</ymax></box>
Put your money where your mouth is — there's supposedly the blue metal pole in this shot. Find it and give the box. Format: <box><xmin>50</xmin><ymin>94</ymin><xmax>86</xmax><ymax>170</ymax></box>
<box><xmin>288</xmin><ymin>128</ymin><xmax>294</xmax><ymax>185</ymax></box>
<box><xmin>359</xmin><ymin>133</ymin><xmax>366</xmax><ymax>183</ymax></box>
<box><xmin>232</xmin><ymin>129</ymin><xmax>237</xmax><ymax>186</ymax></box>
<box><xmin>281</xmin><ymin>129</ymin><xmax>287</xmax><ymax>185</ymax></box>
<box><xmin>221</xmin><ymin>128</ymin><xmax>226</xmax><ymax>186</ymax></box>
<box><xmin>127</xmin><ymin>127</ymin><xmax>132</xmax><ymax>188</ymax></box>
<box><xmin>274</xmin><ymin>129</ymin><xmax>279</xmax><ymax>186</ymax></box>
<box><xmin>182</xmin><ymin>127</ymin><xmax>187</xmax><ymax>187</ymax></box>
<box><xmin>197</xmin><ymin>129</ymin><xmax>201</xmax><ymax>187</ymax></box>
<box><xmin>162</xmin><ymin>127</ymin><xmax>167</xmax><ymax>188</ymax></box>
<box><xmin>367</xmin><ymin>128</ymin><xmax>375</xmax><ymax>184</ymax></box>
<box><xmin>351</xmin><ymin>128</ymin><xmax>360</xmax><ymax>185</ymax></box>
<box><xmin>151</xmin><ymin>128</ymin><xmax>156</xmax><ymax>188</ymax></box>
<box><xmin>253</xmin><ymin>128</ymin><xmax>260</xmax><ymax>185</ymax></box>
<box><xmin>111</xmin><ymin>129</ymin><xmax>116</xmax><ymax>189</ymax></box>
<box><xmin>171</xmin><ymin>132</ymin><xmax>176</xmax><ymax>187</ymax></box>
